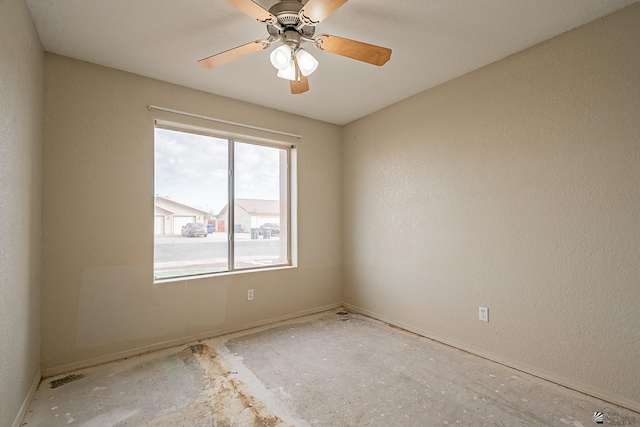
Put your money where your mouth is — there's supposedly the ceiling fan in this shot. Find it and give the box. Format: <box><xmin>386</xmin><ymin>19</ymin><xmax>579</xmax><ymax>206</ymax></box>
<box><xmin>198</xmin><ymin>0</ymin><xmax>392</xmax><ymax>94</ymax></box>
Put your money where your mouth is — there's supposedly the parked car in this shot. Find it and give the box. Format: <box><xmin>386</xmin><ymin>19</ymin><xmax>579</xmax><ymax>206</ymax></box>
<box><xmin>181</xmin><ymin>222</ymin><xmax>208</xmax><ymax>237</ymax></box>
<box><xmin>260</xmin><ymin>223</ymin><xmax>280</xmax><ymax>235</ymax></box>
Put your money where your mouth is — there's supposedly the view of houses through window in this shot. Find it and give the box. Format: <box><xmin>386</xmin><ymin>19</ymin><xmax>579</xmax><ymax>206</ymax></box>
<box><xmin>154</xmin><ymin>126</ymin><xmax>290</xmax><ymax>280</ymax></box>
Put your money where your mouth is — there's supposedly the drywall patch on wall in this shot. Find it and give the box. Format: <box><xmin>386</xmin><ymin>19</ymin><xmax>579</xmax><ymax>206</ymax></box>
<box><xmin>76</xmin><ymin>265</ymin><xmax>228</xmax><ymax>349</ymax></box>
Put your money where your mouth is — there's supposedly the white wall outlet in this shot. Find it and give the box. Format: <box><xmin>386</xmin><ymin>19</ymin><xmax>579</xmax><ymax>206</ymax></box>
<box><xmin>479</xmin><ymin>306</ymin><xmax>489</xmax><ymax>322</ymax></box>
<box><xmin>247</xmin><ymin>289</ymin><xmax>254</xmax><ymax>301</ymax></box>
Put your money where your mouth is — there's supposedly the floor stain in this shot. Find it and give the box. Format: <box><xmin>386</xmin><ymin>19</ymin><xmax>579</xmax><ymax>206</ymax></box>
<box><xmin>189</xmin><ymin>343</ymin><xmax>208</xmax><ymax>355</ymax></box>
<box><xmin>147</xmin><ymin>343</ymin><xmax>288</xmax><ymax>426</ymax></box>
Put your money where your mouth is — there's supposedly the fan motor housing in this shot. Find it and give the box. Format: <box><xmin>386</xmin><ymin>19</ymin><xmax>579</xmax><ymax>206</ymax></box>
<box><xmin>268</xmin><ymin>0</ymin><xmax>303</xmax><ymax>17</ymax></box>
<box><xmin>267</xmin><ymin>1</ymin><xmax>315</xmax><ymax>38</ymax></box>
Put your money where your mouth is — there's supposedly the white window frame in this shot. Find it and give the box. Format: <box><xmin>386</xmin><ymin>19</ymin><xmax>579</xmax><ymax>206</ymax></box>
<box><xmin>153</xmin><ymin>119</ymin><xmax>297</xmax><ymax>282</ymax></box>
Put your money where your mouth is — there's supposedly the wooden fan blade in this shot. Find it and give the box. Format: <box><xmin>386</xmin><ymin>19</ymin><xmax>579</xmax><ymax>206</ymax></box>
<box><xmin>290</xmin><ymin>75</ymin><xmax>309</xmax><ymax>94</ymax></box>
<box><xmin>198</xmin><ymin>41</ymin><xmax>266</xmax><ymax>69</ymax></box>
<box><xmin>290</xmin><ymin>59</ymin><xmax>309</xmax><ymax>94</ymax></box>
<box><xmin>300</xmin><ymin>0</ymin><xmax>348</xmax><ymax>24</ymax></box>
<box><xmin>317</xmin><ymin>35</ymin><xmax>391</xmax><ymax>66</ymax></box>
<box><xmin>222</xmin><ymin>0</ymin><xmax>275</xmax><ymax>22</ymax></box>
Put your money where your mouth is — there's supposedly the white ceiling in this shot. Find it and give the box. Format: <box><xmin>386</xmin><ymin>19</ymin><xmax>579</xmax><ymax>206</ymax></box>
<box><xmin>25</xmin><ymin>0</ymin><xmax>638</xmax><ymax>125</ymax></box>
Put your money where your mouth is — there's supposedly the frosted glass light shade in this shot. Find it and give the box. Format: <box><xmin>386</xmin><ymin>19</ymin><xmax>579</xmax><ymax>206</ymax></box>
<box><xmin>276</xmin><ymin>61</ymin><xmax>296</xmax><ymax>80</ymax></box>
<box><xmin>270</xmin><ymin>45</ymin><xmax>292</xmax><ymax>70</ymax></box>
<box><xmin>296</xmin><ymin>49</ymin><xmax>318</xmax><ymax>76</ymax></box>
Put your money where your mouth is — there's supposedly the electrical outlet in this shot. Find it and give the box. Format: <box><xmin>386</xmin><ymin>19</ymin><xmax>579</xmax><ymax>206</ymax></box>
<box><xmin>479</xmin><ymin>306</ymin><xmax>489</xmax><ymax>322</ymax></box>
<box><xmin>247</xmin><ymin>289</ymin><xmax>254</xmax><ymax>301</ymax></box>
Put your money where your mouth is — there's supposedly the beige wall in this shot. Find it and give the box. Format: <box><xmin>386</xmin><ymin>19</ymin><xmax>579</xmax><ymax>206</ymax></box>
<box><xmin>41</xmin><ymin>54</ymin><xmax>343</xmax><ymax>374</ymax></box>
<box><xmin>0</xmin><ymin>0</ymin><xmax>43</xmax><ymax>425</ymax></box>
<box><xmin>343</xmin><ymin>4</ymin><xmax>640</xmax><ymax>412</ymax></box>
<box><xmin>9</xmin><ymin>0</ymin><xmax>639</xmax><ymax>418</ymax></box>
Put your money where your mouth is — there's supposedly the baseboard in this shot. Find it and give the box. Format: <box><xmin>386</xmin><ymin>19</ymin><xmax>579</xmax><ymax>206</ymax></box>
<box><xmin>343</xmin><ymin>303</ymin><xmax>640</xmax><ymax>414</ymax></box>
<box><xmin>43</xmin><ymin>302</ymin><xmax>342</xmax><ymax>378</ymax></box>
<box><xmin>13</xmin><ymin>369</ymin><xmax>41</xmax><ymax>427</ymax></box>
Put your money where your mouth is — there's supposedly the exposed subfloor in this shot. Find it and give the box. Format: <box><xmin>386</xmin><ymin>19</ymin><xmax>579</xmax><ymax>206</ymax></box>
<box><xmin>23</xmin><ymin>310</ymin><xmax>638</xmax><ymax>426</ymax></box>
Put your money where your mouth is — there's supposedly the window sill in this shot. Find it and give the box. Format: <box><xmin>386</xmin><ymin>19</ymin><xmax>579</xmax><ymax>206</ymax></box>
<box><xmin>153</xmin><ymin>264</ymin><xmax>297</xmax><ymax>285</ymax></box>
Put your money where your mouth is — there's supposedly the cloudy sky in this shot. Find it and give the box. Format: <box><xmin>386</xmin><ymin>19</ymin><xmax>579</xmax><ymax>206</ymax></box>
<box><xmin>154</xmin><ymin>128</ymin><xmax>283</xmax><ymax>214</ymax></box>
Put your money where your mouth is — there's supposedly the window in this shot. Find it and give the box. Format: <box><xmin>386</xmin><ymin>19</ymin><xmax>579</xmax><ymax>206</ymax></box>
<box><xmin>153</xmin><ymin>124</ymin><xmax>293</xmax><ymax>280</ymax></box>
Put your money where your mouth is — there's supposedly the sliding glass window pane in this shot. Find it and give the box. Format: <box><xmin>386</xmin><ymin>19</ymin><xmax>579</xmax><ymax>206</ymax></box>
<box><xmin>233</xmin><ymin>141</ymin><xmax>289</xmax><ymax>269</ymax></box>
<box><xmin>154</xmin><ymin>128</ymin><xmax>228</xmax><ymax>279</ymax></box>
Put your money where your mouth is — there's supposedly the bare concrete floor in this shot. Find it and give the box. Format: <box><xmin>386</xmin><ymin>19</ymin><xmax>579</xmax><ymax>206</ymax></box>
<box><xmin>23</xmin><ymin>310</ymin><xmax>638</xmax><ymax>426</ymax></box>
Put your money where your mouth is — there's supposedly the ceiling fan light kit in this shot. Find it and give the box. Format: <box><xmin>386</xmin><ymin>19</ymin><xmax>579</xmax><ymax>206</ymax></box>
<box><xmin>277</xmin><ymin>61</ymin><xmax>297</xmax><ymax>80</ymax></box>
<box><xmin>270</xmin><ymin>44</ymin><xmax>293</xmax><ymax>70</ymax></box>
<box><xmin>270</xmin><ymin>44</ymin><xmax>318</xmax><ymax>80</ymax></box>
<box><xmin>198</xmin><ymin>0</ymin><xmax>392</xmax><ymax>94</ymax></box>
<box><xmin>296</xmin><ymin>49</ymin><xmax>318</xmax><ymax>76</ymax></box>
